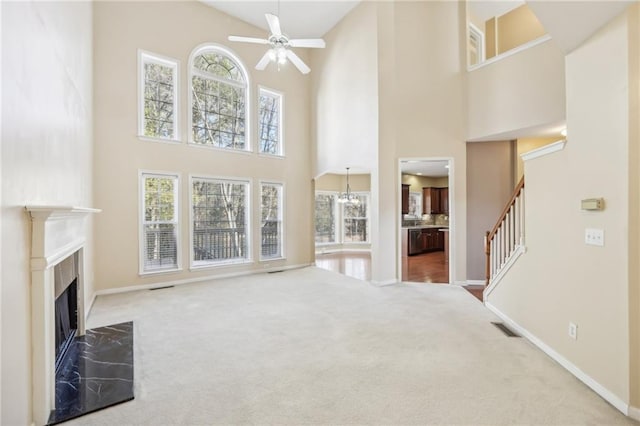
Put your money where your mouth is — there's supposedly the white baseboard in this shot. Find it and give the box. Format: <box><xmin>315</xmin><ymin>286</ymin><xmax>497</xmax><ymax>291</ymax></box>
<box><xmin>315</xmin><ymin>248</ymin><xmax>371</xmax><ymax>255</ymax></box>
<box><xmin>94</xmin><ymin>263</ymin><xmax>312</xmax><ymax>297</ymax></box>
<box><xmin>485</xmin><ymin>301</ymin><xmax>630</xmax><ymax>417</ymax></box>
<box><xmin>371</xmin><ymin>279</ymin><xmax>398</xmax><ymax>286</ymax></box>
<box><xmin>629</xmin><ymin>406</ymin><xmax>640</xmax><ymax>421</ymax></box>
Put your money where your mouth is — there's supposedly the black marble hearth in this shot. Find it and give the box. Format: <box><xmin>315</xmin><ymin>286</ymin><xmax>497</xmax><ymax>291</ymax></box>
<box><xmin>47</xmin><ymin>321</ymin><xmax>134</xmax><ymax>425</ymax></box>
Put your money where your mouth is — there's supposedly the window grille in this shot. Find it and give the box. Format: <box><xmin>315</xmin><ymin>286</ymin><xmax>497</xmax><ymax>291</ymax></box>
<box><xmin>192</xmin><ymin>177</ymin><xmax>250</xmax><ymax>265</ymax></box>
<box><xmin>139</xmin><ymin>52</ymin><xmax>178</xmax><ymax>140</ymax></box>
<box><xmin>258</xmin><ymin>88</ymin><xmax>283</xmax><ymax>155</ymax></box>
<box><xmin>141</xmin><ymin>173</ymin><xmax>179</xmax><ymax>272</ymax></box>
<box><xmin>343</xmin><ymin>194</ymin><xmax>369</xmax><ymax>243</ymax></box>
<box><xmin>261</xmin><ymin>183</ymin><xmax>283</xmax><ymax>259</ymax></box>
<box><xmin>315</xmin><ymin>193</ymin><xmax>337</xmax><ymax>243</ymax></box>
<box><xmin>191</xmin><ymin>48</ymin><xmax>248</xmax><ymax>150</ymax></box>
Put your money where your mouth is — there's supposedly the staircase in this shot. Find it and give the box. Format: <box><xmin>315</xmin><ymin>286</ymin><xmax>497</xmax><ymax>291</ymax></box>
<box><xmin>484</xmin><ymin>177</ymin><xmax>525</xmax><ymax>292</ymax></box>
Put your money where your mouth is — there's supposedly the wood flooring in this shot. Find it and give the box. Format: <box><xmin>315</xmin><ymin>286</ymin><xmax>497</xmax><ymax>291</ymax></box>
<box><xmin>316</xmin><ymin>251</ymin><xmax>483</xmax><ymax>301</ymax></box>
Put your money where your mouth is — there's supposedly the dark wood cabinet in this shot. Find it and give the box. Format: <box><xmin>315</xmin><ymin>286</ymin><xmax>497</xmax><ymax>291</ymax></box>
<box><xmin>401</xmin><ymin>184</ymin><xmax>410</xmax><ymax>215</ymax></box>
<box><xmin>439</xmin><ymin>188</ymin><xmax>449</xmax><ymax>215</ymax></box>
<box><xmin>409</xmin><ymin>227</ymin><xmax>446</xmax><ymax>255</ymax></box>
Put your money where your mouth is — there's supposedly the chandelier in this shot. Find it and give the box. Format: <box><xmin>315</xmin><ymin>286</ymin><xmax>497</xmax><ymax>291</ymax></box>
<box><xmin>337</xmin><ymin>167</ymin><xmax>360</xmax><ymax>205</ymax></box>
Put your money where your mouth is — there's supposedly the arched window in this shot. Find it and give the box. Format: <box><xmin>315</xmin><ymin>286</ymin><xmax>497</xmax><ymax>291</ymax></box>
<box><xmin>189</xmin><ymin>45</ymin><xmax>249</xmax><ymax>151</ymax></box>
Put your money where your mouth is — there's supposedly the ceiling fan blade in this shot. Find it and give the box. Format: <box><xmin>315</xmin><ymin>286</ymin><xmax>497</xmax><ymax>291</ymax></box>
<box><xmin>288</xmin><ymin>39</ymin><xmax>326</xmax><ymax>49</ymax></box>
<box><xmin>265</xmin><ymin>13</ymin><xmax>282</xmax><ymax>38</ymax></box>
<box><xmin>286</xmin><ymin>50</ymin><xmax>310</xmax><ymax>74</ymax></box>
<box><xmin>255</xmin><ymin>51</ymin><xmax>272</xmax><ymax>70</ymax></box>
<box><xmin>228</xmin><ymin>36</ymin><xmax>270</xmax><ymax>45</ymax></box>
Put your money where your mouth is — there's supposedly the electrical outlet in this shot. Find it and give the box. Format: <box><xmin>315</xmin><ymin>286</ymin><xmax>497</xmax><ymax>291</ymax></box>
<box><xmin>585</xmin><ymin>228</ymin><xmax>604</xmax><ymax>246</ymax></box>
<box><xmin>569</xmin><ymin>322</ymin><xmax>578</xmax><ymax>340</ymax></box>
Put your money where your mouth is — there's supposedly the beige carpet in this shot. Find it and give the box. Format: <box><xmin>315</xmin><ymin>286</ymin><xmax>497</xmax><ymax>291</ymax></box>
<box><xmin>70</xmin><ymin>267</ymin><xmax>637</xmax><ymax>425</ymax></box>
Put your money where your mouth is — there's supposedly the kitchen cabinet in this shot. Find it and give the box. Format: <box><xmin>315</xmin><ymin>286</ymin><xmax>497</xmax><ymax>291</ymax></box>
<box><xmin>423</xmin><ymin>187</ymin><xmax>449</xmax><ymax>215</ymax></box>
<box><xmin>401</xmin><ymin>184</ymin><xmax>410</xmax><ymax>215</ymax></box>
<box><xmin>439</xmin><ymin>188</ymin><xmax>449</xmax><ymax>215</ymax></box>
<box><xmin>407</xmin><ymin>227</ymin><xmax>446</xmax><ymax>255</ymax></box>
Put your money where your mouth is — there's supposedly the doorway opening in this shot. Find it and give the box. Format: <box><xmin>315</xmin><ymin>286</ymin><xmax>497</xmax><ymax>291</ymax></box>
<box><xmin>399</xmin><ymin>158</ymin><xmax>453</xmax><ymax>284</ymax></box>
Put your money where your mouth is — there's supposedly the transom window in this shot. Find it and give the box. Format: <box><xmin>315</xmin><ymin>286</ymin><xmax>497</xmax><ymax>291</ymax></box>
<box><xmin>258</xmin><ymin>87</ymin><xmax>283</xmax><ymax>156</ymax></box>
<box><xmin>191</xmin><ymin>177</ymin><xmax>250</xmax><ymax>266</ymax></box>
<box><xmin>140</xmin><ymin>172</ymin><xmax>180</xmax><ymax>273</ymax></box>
<box><xmin>190</xmin><ymin>46</ymin><xmax>249</xmax><ymax>151</ymax></box>
<box><xmin>138</xmin><ymin>51</ymin><xmax>179</xmax><ymax>141</ymax></box>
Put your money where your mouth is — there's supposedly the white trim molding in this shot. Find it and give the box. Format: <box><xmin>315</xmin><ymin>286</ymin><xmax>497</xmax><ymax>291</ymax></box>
<box><xmin>521</xmin><ymin>139</ymin><xmax>567</xmax><ymax>162</ymax></box>
<box><xmin>629</xmin><ymin>406</ymin><xmax>640</xmax><ymax>421</ymax></box>
<box><xmin>371</xmin><ymin>279</ymin><xmax>398</xmax><ymax>287</ymax></box>
<box><xmin>484</xmin><ymin>245</ymin><xmax>527</xmax><ymax>298</ymax></box>
<box><xmin>485</xmin><ymin>301</ymin><xmax>631</xmax><ymax>418</ymax></box>
<box><xmin>468</xmin><ymin>35</ymin><xmax>553</xmax><ymax>72</ymax></box>
<box><xmin>93</xmin><ymin>263</ymin><xmax>312</xmax><ymax>298</ymax></box>
<box><xmin>25</xmin><ymin>205</ymin><xmax>100</xmax><ymax>426</ymax></box>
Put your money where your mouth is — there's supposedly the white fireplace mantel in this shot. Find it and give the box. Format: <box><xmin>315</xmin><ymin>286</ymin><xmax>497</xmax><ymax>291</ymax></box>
<box><xmin>26</xmin><ymin>205</ymin><xmax>100</xmax><ymax>425</ymax></box>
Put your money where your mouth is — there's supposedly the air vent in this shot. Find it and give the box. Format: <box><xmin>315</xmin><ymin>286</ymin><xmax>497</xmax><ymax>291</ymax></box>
<box><xmin>150</xmin><ymin>285</ymin><xmax>175</xmax><ymax>291</ymax></box>
<box><xmin>492</xmin><ymin>322</ymin><xmax>520</xmax><ymax>337</ymax></box>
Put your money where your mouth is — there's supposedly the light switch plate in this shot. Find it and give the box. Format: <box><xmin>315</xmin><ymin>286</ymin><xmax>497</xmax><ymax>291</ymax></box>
<box><xmin>585</xmin><ymin>228</ymin><xmax>604</xmax><ymax>246</ymax></box>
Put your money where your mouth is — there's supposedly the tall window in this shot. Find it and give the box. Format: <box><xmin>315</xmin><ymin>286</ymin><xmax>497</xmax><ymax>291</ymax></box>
<box><xmin>315</xmin><ymin>193</ymin><xmax>337</xmax><ymax>244</ymax></box>
<box><xmin>139</xmin><ymin>51</ymin><xmax>179</xmax><ymax>141</ymax></box>
<box><xmin>468</xmin><ymin>23</ymin><xmax>485</xmax><ymax>67</ymax></box>
<box><xmin>343</xmin><ymin>194</ymin><xmax>369</xmax><ymax>243</ymax></box>
<box><xmin>190</xmin><ymin>46</ymin><xmax>249</xmax><ymax>151</ymax></box>
<box><xmin>261</xmin><ymin>182</ymin><xmax>284</xmax><ymax>259</ymax></box>
<box><xmin>191</xmin><ymin>177</ymin><xmax>250</xmax><ymax>266</ymax></box>
<box><xmin>140</xmin><ymin>173</ymin><xmax>180</xmax><ymax>273</ymax></box>
<box><xmin>258</xmin><ymin>87</ymin><xmax>283</xmax><ymax>156</ymax></box>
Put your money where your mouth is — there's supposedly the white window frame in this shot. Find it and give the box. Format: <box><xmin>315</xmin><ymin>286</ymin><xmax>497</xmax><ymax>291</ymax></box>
<box><xmin>189</xmin><ymin>175</ymin><xmax>252</xmax><ymax>269</ymax></box>
<box><xmin>314</xmin><ymin>191</ymin><xmax>339</xmax><ymax>246</ymax></box>
<box><xmin>139</xmin><ymin>171</ymin><xmax>181</xmax><ymax>275</ymax></box>
<box><xmin>259</xmin><ymin>181</ymin><xmax>285</xmax><ymax>261</ymax></box>
<box><xmin>188</xmin><ymin>43</ymin><xmax>251</xmax><ymax>153</ymax></box>
<box><xmin>341</xmin><ymin>192</ymin><xmax>370</xmax><ymax>244</ymax></box>
<box><xmin>468</xmin><ymin>22</ymin><xmax>485</xmax><ymax>68</ymax></box>
<box><xmin>138</xmin><ymin>50</ymin><xmax>180</xmax><ymax>143</ymax></box>
<box><xmin>257</xmin><ymin>86</ymin><xmax>284</xmax><ymax>157</ymax></box>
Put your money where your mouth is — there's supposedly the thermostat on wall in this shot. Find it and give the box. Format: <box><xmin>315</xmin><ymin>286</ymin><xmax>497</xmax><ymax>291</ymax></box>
<box><xmin>581</xmin><ymin>198</ymin><xmax>604</xmax><ymax>211</ymax></box>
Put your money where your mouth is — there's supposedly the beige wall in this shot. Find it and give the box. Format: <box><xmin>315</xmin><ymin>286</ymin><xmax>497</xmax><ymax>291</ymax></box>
<box><xmin>488</xmin><ymin>10</ymin><xmax>634</xmax><ymax>406</ymax></box>
<box><xmin>93</xmin><ymin>2</ymin><xmax>313</xmax><ymax>292</ymax></box>
<box><xmin>466</xmin><ymin>141</ymin><xmax>515</xmax><ymax>281</ymax></box>
<box><xmin>628</xmin><ymin>2</ymin><xmax>640</xmax><ymax>410</ymax></box>
<box><xmin>467</xmin><ymin>39</ymin><xmax>565</xmax><ymax>141</ymax></box>
<box><xmin>316</xmin><ymin>173</ymin><xmax>370</xmax><ymax>192</ymax></box>
<box><xmin>516</xmin><ymin>136</ymin><xmax>563</xmax><ymax>179</ymax></box>
<box><xmin>310</xmin><ymin>2</ymin><xmax>378</xmax><ymax>178</ymax></box>
<box><xmin>1</xmin><ymin>2</ymin><xmax>94</xmax><ymax>424</ymax></box>
<box><xmin>389</xmin><ymin>1</ymin><xmax>467</xmax><ymax>283</ymax></box>
<box><xmin>497</xmin><ymin>4</ymin><xmax>547</xmax><ymax>54</ymax></box>
<box><xmin>486</xmin><ymin>17</ymin><xmax>497</xmax><ymax>59</ymax></box>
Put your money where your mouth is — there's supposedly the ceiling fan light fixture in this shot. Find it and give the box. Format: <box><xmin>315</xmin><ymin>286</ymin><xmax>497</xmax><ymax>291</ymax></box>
<box><xmin>268</xmin><ymin>49</ymin><xmax>276</xmax><ymax>61</ymax></box>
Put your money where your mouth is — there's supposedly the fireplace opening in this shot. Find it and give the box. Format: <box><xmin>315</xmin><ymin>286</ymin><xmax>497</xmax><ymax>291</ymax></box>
<box><xmin>53</xmin><ymin>252</ymin><xmax>79</xmax><ymax>372</ymax></box>
<box><xmin>54</xmin><ymin>278</ymin><xmax>77</xmax><ymax>372</ymax></box>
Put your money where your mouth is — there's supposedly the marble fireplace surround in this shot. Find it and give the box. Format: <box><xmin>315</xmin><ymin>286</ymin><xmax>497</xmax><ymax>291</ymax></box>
<box><xmin>26</xmin><ymin>206</ymin><xmax>100</xmax><ymax>425</ymax></box>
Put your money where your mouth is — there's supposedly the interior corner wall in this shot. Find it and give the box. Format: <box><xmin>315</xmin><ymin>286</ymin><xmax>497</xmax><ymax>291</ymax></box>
<box><xmin>1</xmin><ymin>2</ymin><xmax>94</xmax><ymax>424</ymax></box>
<box><xmin>516</xmin><ymin>136</ymin><xmax>562</xmax><ymax>180</ymax></box>
<box><xmin>487</xmin><ymin>10</ymin><xmax>632</xmax><ymax>405</ymax></box>
<box><xmin>310</xmin><ymin>2</ymin><xmax>378</xmax><ymax>178</ymax></box>
<box><xmin>93</xmin><ymin>1</ymin><xmax>313</xmax><ymax>292</ymax></box>
<box><xmin>467</xmin><ymin>38</ymin><xmax>565</xmax><ymax>141</ymax></box>
<box><xmin>466</xmin><ymin>141</ymin><xmax>515</xmax><ymax>281</ymax></box>
<box><xmin>628</xmin><ymin>2</ymin><xmax>640</xmax><ymax>410</ymax></box>
<box><xmin>497</xmin><ymin>4</ymin><xmax>547</xmax><ymax>54</ymax></box>
<box><xmin>389</xmin><ymin>0</ymin><xmax>468</xmax><ymax>283</ymax></box>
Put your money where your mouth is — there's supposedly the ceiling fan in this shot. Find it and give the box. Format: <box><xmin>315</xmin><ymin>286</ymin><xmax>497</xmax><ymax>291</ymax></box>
<box><xmin>228</xmin><ymin>13</ymin><xmax>326</xmax><ymax>74</ymax></box>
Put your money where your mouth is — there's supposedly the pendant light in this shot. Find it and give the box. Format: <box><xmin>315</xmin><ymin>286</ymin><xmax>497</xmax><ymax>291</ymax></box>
<box><xmin>337</xmin><ymin>167</ymin><xmax>360</xmax><ymax>205</ymax></box>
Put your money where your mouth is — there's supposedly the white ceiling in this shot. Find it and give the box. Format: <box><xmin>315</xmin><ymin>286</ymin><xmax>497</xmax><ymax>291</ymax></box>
<box><xmin>468</xmin><ymin>0</ymin><xmax>524</xmax><ymax>22</ymax></box>
<box><xmin>401</xmin><ymin>160</ymin><xmax>449</xmax><ymax>178</ymax></box>
<box><xmin>201</xmin><ymin>1</ymin><xmax>361</xmax><ymax>39</ymax></box>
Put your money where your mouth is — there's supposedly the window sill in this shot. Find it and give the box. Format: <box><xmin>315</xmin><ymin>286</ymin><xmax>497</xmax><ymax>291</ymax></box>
<box><xmin>139</xmin><ymin>267</ymin><xmax>183</xmax><ymax>277</ymax></box>
<box><xmin>138</xmin><ymin>135</ymin><xmax>183</xmax><ymax>144</ymax></box>
<box><xmin>190</xmin><ymin>259</ymin><xmax>253</xmax><ymax>271</ymax></box>
<box><xmin>259</xmin><ymin>256</ymin><xmax>286</xmax><ymax>262</ymax></box>
<box><xmin>187</xmin><ymin>141</ymin><xmax>253</xmax><ymax>155</ymax></box>
<box><xmin>258</xmin><ymin>152</ymin><xmax>285</xmax><ymax>160</ymax></box>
